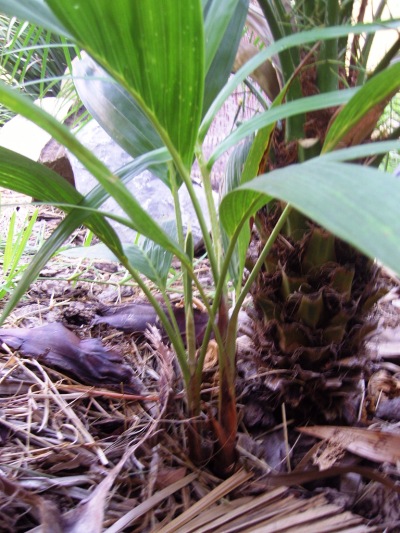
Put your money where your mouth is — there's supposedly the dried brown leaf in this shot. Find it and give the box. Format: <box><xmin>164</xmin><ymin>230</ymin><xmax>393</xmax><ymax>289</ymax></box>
<box><xmin>298</xmin><ymin>425</ymin><xmax>400</xmax><ymax>464</ymax></box>
<box><xmin>0</xmin><ymin>323</ymin><xmax>143</xmax><ymax>393</ymax></box>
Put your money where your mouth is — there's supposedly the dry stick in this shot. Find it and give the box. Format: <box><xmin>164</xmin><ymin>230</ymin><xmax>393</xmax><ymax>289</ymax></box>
<box><xmin>281</xmin><ymin>403</ymin><xmax>291</xmax><ymax>473</ymax></box>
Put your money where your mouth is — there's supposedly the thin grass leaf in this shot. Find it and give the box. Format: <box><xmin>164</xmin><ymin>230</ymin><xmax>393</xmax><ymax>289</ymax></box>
<box><xmin>0</xmin><ymin>15</ymin><xmax>75</xmax><ymax>100</ymax></box>
<box><xmin>6</xmin><ymin>208</ymin><xmax>38</xmax><ymax>281</ymax></box>
<box><xmin>0</xmin><ymin>0</ymin><xmax>70</xmax><ymax>37</ymax></box>
<box><xmin>3</xmin><ymin>209</ymin><xmax>16</xmax><ymax>274</ymax></box>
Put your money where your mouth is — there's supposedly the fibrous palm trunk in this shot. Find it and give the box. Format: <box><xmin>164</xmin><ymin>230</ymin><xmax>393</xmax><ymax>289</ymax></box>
<box><xmin>247</xmin><ymin>203</ymin><xmax>385</xmax><ymax>426</ymax></box>
<box><xmin>245</xmin><ymin>59</ymin><xmax>388</xmax><ymax>427</ymax></box>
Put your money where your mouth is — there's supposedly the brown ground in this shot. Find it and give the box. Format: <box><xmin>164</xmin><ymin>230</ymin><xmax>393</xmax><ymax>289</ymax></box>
<box><xmin>0</xmin><ymin>196</ymin><xmax>400</xmax><ymax>532</ymax></box>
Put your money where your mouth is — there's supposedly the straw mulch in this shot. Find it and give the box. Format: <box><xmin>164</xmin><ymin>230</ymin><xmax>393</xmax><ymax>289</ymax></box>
<box><xmin>0</xmin><ymin>201</ymin><xmax>400</xmax><ymax>531</ymax></box>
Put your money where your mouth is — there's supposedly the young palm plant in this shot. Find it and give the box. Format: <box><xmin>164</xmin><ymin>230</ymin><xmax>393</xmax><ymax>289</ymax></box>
<box><xmin>0</xmin><ymin>0</ymin><xmax>399</xmax><ymax>475</ymax></box>
<box><xmin>244</xmin><ymin>0</ymin><xmax>400</xmax><ymax>426</ymax></box>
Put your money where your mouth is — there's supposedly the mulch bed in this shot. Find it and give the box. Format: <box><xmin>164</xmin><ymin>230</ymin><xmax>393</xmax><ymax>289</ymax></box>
<box><xmin>0</xmin><ymin>199</ymin><xmax>400</xmax><ymax>531</ymax></box>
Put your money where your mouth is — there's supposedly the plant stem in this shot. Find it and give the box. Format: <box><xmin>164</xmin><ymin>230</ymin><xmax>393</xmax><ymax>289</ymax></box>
<box><xmin>195</xmin><ymin>198</ymin><xmax>262</xmax><ymax>380</ymax></box>
<box><xmin>169</xmin><ymin>162</ymin><xmax>185</xmax><ymax>247</ymax></box>
<box><xmin>227</xmin><ymin>203</ymin><xmax>293</xmax><ymax>364</ymax></box>
<box><xmin>119</xmin><ymin>257</ymin><xmax>190</xmax><ymax>382</ymax></box>
<box><xmin>214</xmin><ymin>203</ymin><xmax>292</xmax><ymax>474</ymax></box>
<box><xmin>195</xmin><ymin>143</ymin><xmax>223</xmax><ymax>270</ymax></box>
<box><xmin>174</xmin><ymin>158</ymin><xmax>219</xmax><ymax>283</ymax></box>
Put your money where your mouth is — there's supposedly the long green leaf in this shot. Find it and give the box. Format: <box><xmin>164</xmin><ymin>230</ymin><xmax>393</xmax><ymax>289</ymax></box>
<box><xmin>202</xmin><ymin>0</ymin><xmax>249</xmax><ymax>114</ymax></box>
<box><xmin>0</xmin><ymin>147</ymin><xmax>80</xmax><ymax>203</ymax></box>
<box><xmin>220</xmin><ymin>161</ymin><xmax>400</xmax><ymax>276</ymax></box>
<box><xmin>317</xmin><ymin>140</ymin><xmax>400</xmax><ymax>163</ymax></box>
<box><xmin>203</xmin><ymin>0</ymin><xmax>241</xmax><ymax>72</ymax></box>
<box><xmin>199</xmin><ymin>19</ymin><xmax>400</xmax><ymax>140</ymax></box>
<box><xmin>323</xmin><ymin>62</ymin><xmax>400</xmax><ymax>152</ymax></box>
<box><xmin>46</xmin><ymin>0</ymin><xmax>205</xmax><ymax>170</ymax></box>
<box><xmin>73</xmin><ymin>55</ymin><xmax>168</xmax><ymax>184</ymax></box>
<box><xmin>0</xmin><ymin>149</ymin><xmax>179</xmax><ymax>324</ymax></box>
<box><xmin>0</xmin><ymin>146</ymin><xmax>122</xmax><ymax>247</ymax></box>
<box><xmin>209</xmin><ymin>88</ymin><xmax>358</xmax><ymax>167</ymax></box>
<box><xmin>0</xmin><ymin>83</ymin><xmax>184</xmax><ymax>258</ymax></box>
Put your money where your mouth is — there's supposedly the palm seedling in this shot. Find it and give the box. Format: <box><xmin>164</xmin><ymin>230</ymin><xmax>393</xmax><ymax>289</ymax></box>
<box><xmin>0</xmin><ymin>1</ymin><xmax>399</xmax><ymax>474</ymax></box>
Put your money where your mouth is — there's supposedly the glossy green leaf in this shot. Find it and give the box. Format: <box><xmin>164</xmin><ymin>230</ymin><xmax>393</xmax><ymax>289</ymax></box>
<box><xmin>73</xmin><ymin>55</ymin><xmax>169</xmax><ymax>184</ymax></box>
<box><xmin>46</xmin><ymin>0</ymin><xmax>204</xmax><ymax>170</ymax></box>
<box><xmin>323</xmin><ymin>62</ymin><xmax>400</xmax><ymax>152</ymax></box>
<box><xmin>203</xmin><ymin>0</ymin><xmax>249</xmax><ymax>114</ymax></box>
<box><xmin>221</xmin><ymin>161</ymin><xmax>400</xmax><ymax>276</ymax></box>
